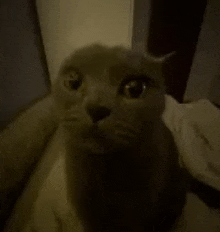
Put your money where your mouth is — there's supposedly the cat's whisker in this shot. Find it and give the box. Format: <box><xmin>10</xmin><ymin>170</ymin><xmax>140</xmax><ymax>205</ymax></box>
<box><xmin>60</xmin><ymin>115</ymin><xmax>79</xmax><ymax>122</ymax></box>
<box><xmin>114</xmin><ymin>121</ymin><xmax>140</xmax><ymax>135</ymax></box>
<box><xmin>115</xmin><ymin>130</ymin><xmax>136</xmax><ymax>139</ymax></box>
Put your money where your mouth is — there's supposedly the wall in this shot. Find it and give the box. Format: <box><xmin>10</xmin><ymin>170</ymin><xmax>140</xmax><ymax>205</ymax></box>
<box><xmin>132</xmin><ymin>0</ymin><xmax>151</xmax><ymax>53</ymax></box>
<box><xmin>0</xmin><ymin>0</ymin><xmax>49</xmax><ymax>128</ymax></box>
<box><xmin>36</xmin><ymin>0</ymin><xmax>134</xmax><ymax>82</ymax></box>
<box><xmin>184</xmin><ymin>0</ymin><xmax>220</xmax><ymax>105</ymax></box>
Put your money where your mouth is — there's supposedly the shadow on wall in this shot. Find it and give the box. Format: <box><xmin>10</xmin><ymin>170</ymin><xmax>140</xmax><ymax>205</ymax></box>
<box><xmin>0</xmin><ymin>0</ymin><xmax>50</xmax><ymax>130</ymax></box>
<box><xmin>146</xmin><ymin>0</ymin><xmax>207</xmax><ymax>103</ymax></box>
<box><xmin>184</xmin><ymin>0</ymin><xmax>220</xmax><ymax>106</ymax></box>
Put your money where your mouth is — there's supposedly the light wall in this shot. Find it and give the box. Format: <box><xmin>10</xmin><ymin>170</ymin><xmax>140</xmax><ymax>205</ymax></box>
<box><xmin>36</xmin><ymin>0</ymin><xmax>134</xmax><ymax>82</ymax></box>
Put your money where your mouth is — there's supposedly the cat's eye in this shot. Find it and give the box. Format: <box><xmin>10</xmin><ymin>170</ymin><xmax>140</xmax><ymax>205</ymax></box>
<box><xmin>121</xmin><ymin>76</ymin><xmax>151</xmax><ymax>98</ymax></box>
<box><xmin>63</xmin><ymin>70</ymin><xmax>82</xmax><ymax>91</ymax></box>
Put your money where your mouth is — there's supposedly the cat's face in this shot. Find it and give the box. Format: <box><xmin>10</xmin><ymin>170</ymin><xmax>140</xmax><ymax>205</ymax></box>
<box><xmin>52</xmin><ymin>44</ymin><xmax>167</xmax><ymax>153</ymax></box>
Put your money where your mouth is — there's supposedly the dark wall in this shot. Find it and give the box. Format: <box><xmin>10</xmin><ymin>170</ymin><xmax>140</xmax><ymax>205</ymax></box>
<box><xmin>147</xmin><ymin>0</ymin><xmax>207</xmax><ymax>102</ymax></box>
<box><xmin>132</xmin><ymin>0</ymin><xmax>207</xmax><ymax>102</ymax></box>
<box><xmin>0</xmin><ymin>0</ymin><xmax>49</xmax><ymax>129</ymax></box>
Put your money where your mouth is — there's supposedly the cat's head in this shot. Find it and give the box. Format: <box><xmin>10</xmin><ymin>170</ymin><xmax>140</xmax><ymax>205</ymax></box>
<box><xmin>52</xmin><ymin>43</ymin><xmax>174</xmax><ymax>153</ymax></box>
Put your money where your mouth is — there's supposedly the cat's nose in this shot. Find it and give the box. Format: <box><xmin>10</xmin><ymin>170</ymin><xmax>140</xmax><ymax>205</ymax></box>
<box><xmin>86</xmin><ymin>104</ymin><xmax>111</xmax><ymax>123</ymax></box>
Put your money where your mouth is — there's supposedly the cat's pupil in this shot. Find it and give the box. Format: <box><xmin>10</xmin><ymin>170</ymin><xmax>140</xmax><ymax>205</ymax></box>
<box><xmin>124</xmin><ymin>80</ymin><xmax>146</xmax><ymax>98</ymax></box>
<box><xmin>68</xmin><ymin>79</ymin><xmax>81</xmax><ymax>90</ymax></box>
<box><xmin>63</xmin><ymin>72</ymin><xmax>82</xmax><ymax>91</ymax></box>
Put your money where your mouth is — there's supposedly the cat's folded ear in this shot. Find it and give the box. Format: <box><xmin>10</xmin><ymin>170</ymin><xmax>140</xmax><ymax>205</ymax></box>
<box><xmin>144</xmin><ymin>51</ymin><xmax>176</xmax><ymax>64</ymax></box>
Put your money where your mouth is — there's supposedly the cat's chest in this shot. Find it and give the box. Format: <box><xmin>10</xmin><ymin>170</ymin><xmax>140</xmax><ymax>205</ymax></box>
<box><xmin>28</xmin><ymin>156</ymin><xmax>220</xmax><ymax>232</ymax></box>
<box><xmin>4</xmin><ymin>153</ymin><xmax>220</xmax><ymax>232</ymax></box>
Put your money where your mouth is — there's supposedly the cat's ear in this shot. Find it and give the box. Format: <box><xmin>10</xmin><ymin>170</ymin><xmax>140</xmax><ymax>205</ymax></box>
<box><xmin>142</xmin><ymin>51</ymin><xmax>176</xmax><ymax>90</ymax></box>
<box><xmin>144</xmin><ymin>51</ymin><xmax>176</xmax><ymax>64</ymax></box>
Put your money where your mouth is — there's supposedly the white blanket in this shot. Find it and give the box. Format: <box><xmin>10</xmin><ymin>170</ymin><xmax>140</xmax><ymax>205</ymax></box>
<box><xmin>163</xmin><ymin>96</ymin><xmax>220</xmax><ymax>191</ymax></box>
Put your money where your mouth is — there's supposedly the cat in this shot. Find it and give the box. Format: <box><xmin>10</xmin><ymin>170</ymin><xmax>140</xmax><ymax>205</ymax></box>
<box><xmin>1</xmin><ymin>43</ymin><xmax>190</xmax><ymax>232</ymax></box>
<box><xmin>49</xmin><ymin>43</ymin><xmax>190</xmax><ymax>232</ymax></box>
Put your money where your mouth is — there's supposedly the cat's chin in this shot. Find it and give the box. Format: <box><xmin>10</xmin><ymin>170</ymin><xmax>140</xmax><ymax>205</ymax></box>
<box><xmin>79</xmin><ymin>135</ymin><xmax>132</xmax><ymax>155</ymax></box>
<box><xmin>62</xmin><ymin>121</ymin><xmax>138</xmax><ymax>154</ymax></box>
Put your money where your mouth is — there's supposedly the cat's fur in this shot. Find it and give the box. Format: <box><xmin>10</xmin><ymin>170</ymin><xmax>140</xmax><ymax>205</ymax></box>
<box><xmin>49</xmin><ymin>43</ymin><xmax>190</xmax><ymax>232</ymax></box>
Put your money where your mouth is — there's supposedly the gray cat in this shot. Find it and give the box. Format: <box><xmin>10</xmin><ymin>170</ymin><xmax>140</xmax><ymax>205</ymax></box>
<box><xmin>52</xmin><ymin>44</ymin><xmax>189</xmax><ymax>231</ymax></box>
<box><xmin>0</xmin><ymin>43</ymin><xmax>190</xmax><ymax>231</ymax></box>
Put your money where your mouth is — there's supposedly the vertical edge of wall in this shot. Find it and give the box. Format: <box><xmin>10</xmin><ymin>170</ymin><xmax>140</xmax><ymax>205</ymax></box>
<box><xmin>184</xmin><ymin>0</ymin><xmax>220</xmax><ymax>105</ymax></box>
<box><xmin>36</xmin><ymin>0</ymin><xmax>134</xmax><ymax>83</ymax></box>
<box><xmin>32</xmin><ymin>0</ymin><xmax>51</xmax><ymax>88</ymax></box>
<box><xmin>129</xmin><ymin>0</ymin><xmax>135</xmax><ymax>48</ymax></box>
<box><xmin>131</xmin><ymin>0</ymin><xmax>151</xmax><ymax>53</ymax></box>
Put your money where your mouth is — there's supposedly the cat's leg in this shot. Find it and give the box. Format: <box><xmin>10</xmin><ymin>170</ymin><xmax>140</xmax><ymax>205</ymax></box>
<box><xmin>0</xmin><ymin>95</ymin><xmax>58</xmax><ymax>229</ymax></box>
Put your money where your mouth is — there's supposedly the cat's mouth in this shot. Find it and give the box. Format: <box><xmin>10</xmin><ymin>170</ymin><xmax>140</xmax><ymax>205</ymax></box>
<box><xmin>87</xmin><ymin>124</ymin><xmax>136</xmax><ymax>142</ymax></box>
<box><xmin>75</xmin><ymin>126</ymin><xmax>137</xmax><ymax>155</ymax></box>
<box><xmin>61</xmin><ymin>118</ymin><xmax>139</xmax><ymax>151</ymax></box>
